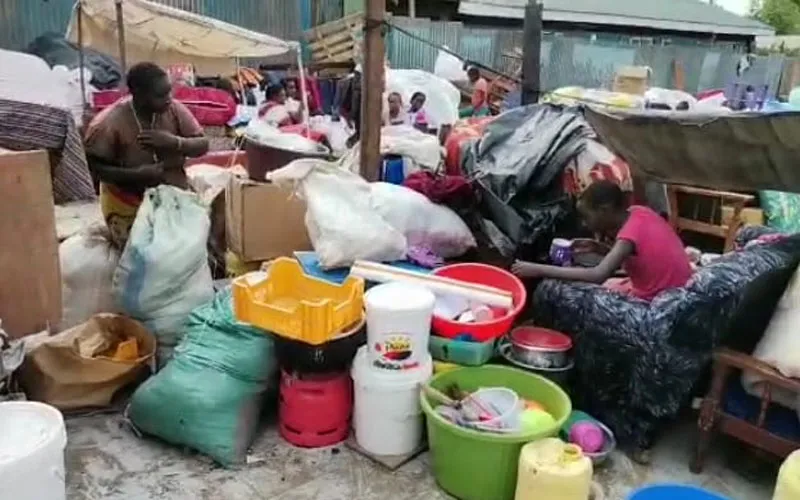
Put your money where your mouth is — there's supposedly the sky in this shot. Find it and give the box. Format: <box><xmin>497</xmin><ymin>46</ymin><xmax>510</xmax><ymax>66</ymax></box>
<box><xmin>714</xmin><ymin>0</ymin><xmax>751</xmax><ymax>16</ymax></box>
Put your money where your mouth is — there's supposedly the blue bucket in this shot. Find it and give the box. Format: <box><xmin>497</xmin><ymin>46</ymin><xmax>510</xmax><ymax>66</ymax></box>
<box><xmin>628</xmin><ymin>484</ymin><xmax>731</xmax><ymax>500</ymax></box>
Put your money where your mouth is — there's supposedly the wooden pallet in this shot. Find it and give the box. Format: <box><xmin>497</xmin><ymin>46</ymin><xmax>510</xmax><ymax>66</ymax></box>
<box><xmin>305</xmin><ymin>12</ymin><xmax>364</xmax><ymax>64</ymax></box>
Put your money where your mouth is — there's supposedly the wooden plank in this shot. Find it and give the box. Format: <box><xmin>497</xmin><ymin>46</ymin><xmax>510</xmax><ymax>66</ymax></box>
<box><xmin>0</xmin><ymin>150</ymin><xmax>62</xmax><ymax>337</ymax></box>
<box><xmin>305</xmin><ymin>12</ymin><xmax>364</xmax><ymax>41</ymax></box>
<box><xmin>310</xmin><ymin>29</ymin><xmax>359</xmax><ymax>51</ymax></box>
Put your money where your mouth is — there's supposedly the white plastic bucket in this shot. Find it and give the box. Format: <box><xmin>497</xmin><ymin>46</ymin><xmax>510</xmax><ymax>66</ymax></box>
<box><xmin>352</xmin><ymin>346</ymin><xmax>432</xmax><ymax>456</ymax></box>
<box><xmin>0</xmin><ymin>402</ymin><xmax>67</xmax><ymax>500</ymax></box>
<box><xmin>364</xmin><ymin>282</ymin><xmax>435</xmax><ymax>371</ymax></box>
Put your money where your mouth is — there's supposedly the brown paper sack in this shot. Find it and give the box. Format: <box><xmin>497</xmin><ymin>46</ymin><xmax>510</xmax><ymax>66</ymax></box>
<box><xmin>20</xmin><ymin>314</ymin><xmax>156</xmax><ymax>410</ymax></box>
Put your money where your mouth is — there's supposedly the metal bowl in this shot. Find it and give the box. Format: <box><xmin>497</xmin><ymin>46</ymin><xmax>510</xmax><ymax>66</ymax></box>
<box><xmin>510</xmin><ymin>343</ymin><xmax>569</xmax><ymax>369</ymax></box>
<box><xmin>498</xmin><ymin>340</ymin><xmax>574</xmax><ymax>387</ymax></box>
<box><xmin>507</xmin><ymin>327</ymin><xmax>572</xmax><ymax>369</ymax></box>
<box><xmin>583</xmin><ymin>420</ymin><xmax>616</xmax><ymax>467</ymax></box>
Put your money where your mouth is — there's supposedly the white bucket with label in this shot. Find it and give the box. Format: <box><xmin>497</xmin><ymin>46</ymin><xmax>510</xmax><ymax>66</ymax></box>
<box><xmin>0</xmin><ymin>402</ymin><xmax>67</xmax><ymax>500</ymax></box>
<box><xmin>365</xmin><ymin>282</ymin><xmax>435</xmax><ymax>371</ymax></box>
<box><xmin>352</xmin><ymin>346</ymin><xmax>433</xmax><ymax>456</ymax></box>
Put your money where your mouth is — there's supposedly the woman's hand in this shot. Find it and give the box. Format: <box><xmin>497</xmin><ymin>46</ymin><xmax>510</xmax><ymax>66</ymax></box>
<box><xmin>138</xmin><ymin>130</ymin><xmax>180</xmax><ymax>152</ymax></box>
<box><xmin>511</xmin><ymin>260</ymin><xmax>545</xmax><ymax>279</ymax></box>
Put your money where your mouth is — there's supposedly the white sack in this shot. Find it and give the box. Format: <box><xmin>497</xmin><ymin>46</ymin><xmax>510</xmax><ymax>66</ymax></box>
<box><xmin>381</xmin><ymin>124</ymin><xmax>442</xmax><ymax>170</ymax></box>
<box><xmin>112</xmin><ymin>186</ymin><xmax>214</xmax><ymax>360</ymax></box>
<box><xmin>267</xmin><ymin>159</ymin><xmax>407</xmax><ymax>269</ymax></box>
<box><xmin>186</xmin><ymin>163</ymin><xmax>247</xmax><ymax>204</ymax></box>
<box><xmin>59</xmin><ymin>227</ymin><xmax>120</xmax><ymax>331</ymax></box>
<box><xmin>371</xmin><ymin>182</ymin><xmax>476</xmax><ymax>258</ymax></box>
<box><xmin>742</xmin><ymin>264</ymin><xmax>800</xmax><ymax>416</ymax></box>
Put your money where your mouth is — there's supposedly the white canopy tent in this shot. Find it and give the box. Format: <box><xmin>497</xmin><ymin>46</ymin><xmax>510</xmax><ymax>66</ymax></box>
<box><xmin>66</xmin><ymin>0</ymin><xmax>299</xmax><ymax>75</ymax></box>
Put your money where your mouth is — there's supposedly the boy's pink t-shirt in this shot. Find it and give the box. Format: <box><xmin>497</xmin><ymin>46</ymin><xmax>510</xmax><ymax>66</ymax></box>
<box><xmin>616</xmin><ymin>205</ymin><xmax>693</xmax><ymax>300</ymax></box>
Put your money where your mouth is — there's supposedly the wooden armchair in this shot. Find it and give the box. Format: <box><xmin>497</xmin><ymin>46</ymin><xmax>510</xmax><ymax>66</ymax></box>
<box><xmin>692</xmin><ymin>348</ymin><xmax>800</xmax><ymax>473</ymax></box>
<box><xmin>666</xmin><ymin>185</ymin><xmax>755</xmax><ymax>252</ymax></box>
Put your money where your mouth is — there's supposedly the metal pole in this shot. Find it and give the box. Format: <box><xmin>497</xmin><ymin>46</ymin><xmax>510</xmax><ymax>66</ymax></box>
<box><xmin>115</xmin><ymin>0</ymin><xmax>128</xmax><ymax>76</ymax></box>
<box><xmin>521</xmin><ymin>1</ymin><xmax>542</xmax><ymax>105</ymax></box>
<box><xmin>77</xmin><ymin>1</ymin><xmax>87</xmax><ymax>112</ymax></box>
<box><xmin>409</xmin><ymin>0</ymin><xmax>416</xmax><ymax>18</ymax></box>
<box><xmin>359</xmin><ymin>0</ymin><xmax>385</xmax><ymax>182</ymax></box>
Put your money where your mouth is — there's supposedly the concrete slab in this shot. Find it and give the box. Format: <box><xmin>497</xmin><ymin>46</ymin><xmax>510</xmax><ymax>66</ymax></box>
<box><xmin>65</xmin><ymin>413</ymin><xmax>776</xmax><ymax>500</ymax></box>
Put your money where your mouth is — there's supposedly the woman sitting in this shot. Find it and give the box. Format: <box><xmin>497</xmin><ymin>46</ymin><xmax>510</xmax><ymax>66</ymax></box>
<box><xmin>84</xmin><ymin>62</ymin><xmax>209</xmax><ymax>249</ymax></box>
<box><xmin>385</xmin><ymin>92</ymin><xmax>406</xmax><ymax>126</ymax></box>
<box><xmin>512</xmin><ymin>180</ymin><xmax>692</xmax><ymax>301</ymax></box>
<box><xmin>257</xmin><ymin>83</ymin><xmax>301</xmax><ymax>127</ymax></box>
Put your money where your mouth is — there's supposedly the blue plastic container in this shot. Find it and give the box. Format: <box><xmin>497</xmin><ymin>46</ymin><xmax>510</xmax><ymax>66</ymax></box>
<box><xmin>628</xmin><ymin>485</ymin><xmax>731</xmax><ymax>500</ymax></box>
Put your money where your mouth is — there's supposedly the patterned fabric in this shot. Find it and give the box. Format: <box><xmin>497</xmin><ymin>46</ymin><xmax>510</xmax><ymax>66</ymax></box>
<box><xmin>0</xmin><ymin>98</ymin><xmax>95</xmax><ymax>204</ymax></box>
<box><xmin>532</xmin><ymin>230</ymin><xmax>800</xmax><ymax>447</ymax></box>
<box><xmin>760</xmin><ymin>190</ymin><xmax>800</xmax><ymax>233</ymax></box>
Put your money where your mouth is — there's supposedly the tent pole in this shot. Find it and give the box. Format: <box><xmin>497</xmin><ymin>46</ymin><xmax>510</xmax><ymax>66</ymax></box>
<box><xmin>360</xmin><ymin>0</ymin><xmax>385</xmax><ymax>182</ymax></box>
<box><xmin>521</xmin><ymin>1</ymin><xmax>542</xmax><ymax>105</ymax></box>
<box><xmin>77</xmin><ymin>1</ymin><xmax>87</xmax><ymax>111</ymax></box>
<box><xmin>115</xmin><ymin>0</ymin><xmax>128</xmax><ymax>75</ymax></box>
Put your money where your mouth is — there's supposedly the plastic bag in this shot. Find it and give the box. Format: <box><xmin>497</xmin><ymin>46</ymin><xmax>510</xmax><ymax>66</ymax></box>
<box><xmin>267</xmin><ymin>159</ymin><xmax>406</xmax><ymax>269</ymax></box>
<box><xmin>743</xmin><ymin>264</ymin><xmax>800</xmax><ymax>414</ymax></box>
<box><xmin>386</xmin><ymin>69</ymin><xmax>460</xmax><ymax>128</ymax></box>
<box><xmin>434</xmin><ymin>49</ymin><xmax>468</xmax><ymax>83</ymax></box>
<box><xmin>381</xmin><ymin>124</ymin><xmax>442</xmax><ymax>170</ymax></box>
<box><xmin>59</xmin><ymin>226</ymin><xmax>120</xmax><ymax>332</ymax></box>
<box><xmin>644</xmin><ymin>87</ymin><xmax>697</xmax><ymax>110</ymax></box>
<box><xmin>371</xmin><ymin>182</ymin><xmax>476</xmax><ymax>258</ymax></box>
<box><xmin>112</xmin><ymin>186</ymin><xmax>214</xmax><ymax>362</ymax></box>
<box><xmin>128</xmin><ymin>288</ymin><xmax>277</xmax><ymax>466</ymax></box>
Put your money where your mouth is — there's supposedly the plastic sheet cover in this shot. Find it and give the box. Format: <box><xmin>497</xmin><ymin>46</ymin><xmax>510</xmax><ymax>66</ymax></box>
<box><xmin>585</xmin><ymin>106</ymin><xmax>800</xmax><ymax>194</ymax></box>
<box><xmin>462</xmin><ymin>104</ymin><xmax>594</xmax><ymax>249</ymax></box>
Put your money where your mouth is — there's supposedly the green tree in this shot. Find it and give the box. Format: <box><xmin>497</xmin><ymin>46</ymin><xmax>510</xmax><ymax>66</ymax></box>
<box><xmin>751</xmin><ymin>0</ymin><xmax>800</xmax><ymax>34</ymax></box>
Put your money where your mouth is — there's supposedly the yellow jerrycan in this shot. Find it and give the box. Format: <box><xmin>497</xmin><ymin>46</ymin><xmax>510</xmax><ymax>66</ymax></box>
<box><xmin>515</xmin><ymin>438</ymin><xmax>593</xmax><ymax>500</ymax></box>
<box><xmin>774</xmin><ymin>450</ymin><xmax>800</xmax><ymax>500</ymax></box>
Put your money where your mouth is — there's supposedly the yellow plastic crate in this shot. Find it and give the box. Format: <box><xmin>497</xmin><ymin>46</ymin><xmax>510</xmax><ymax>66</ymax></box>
<box><xmin>232</xmin><ymin>257</ymin><xmax>365</xmax><ymax>345</ymax></box>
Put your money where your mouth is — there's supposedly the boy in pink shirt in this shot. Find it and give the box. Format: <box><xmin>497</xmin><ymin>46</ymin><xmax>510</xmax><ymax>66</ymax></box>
<box><xmin>512</xmin><ymin>181</ymin><xmax>692</xmax><ymax>300</ymax></box>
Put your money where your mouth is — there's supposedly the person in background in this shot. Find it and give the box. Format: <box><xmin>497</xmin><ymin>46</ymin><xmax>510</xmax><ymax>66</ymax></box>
<box><xmin>284</xmin><ymin>78</ymin><xmax>306</xmax><ymax>122</ymax></box>
<box><xmin>257</xmin><ymin>83</ymin><xmax>299</xmax><ymax>127</ymax></box>
<box><xmin>385</xmin><ymin>92</ymin><xmax>406</xmax><ymax>125</ymax></box>
<box><xmin>511</xmin><ymin>180</ymin><xmax>692</xmax><ymax>301</ymax></box>
<box><xmin>84</xmin><ymin>62</ymin><xmax>209</xmax><ymax>249</ymax></box>
<box><xmin>460</xmin><ymin>66</ymin><xmax>490</xmax><ymax>118</ymax></box>
<box><xmin>407</xmin><ymin>91</ymin><xmax>429</xmax><ymax>131</ymax></box>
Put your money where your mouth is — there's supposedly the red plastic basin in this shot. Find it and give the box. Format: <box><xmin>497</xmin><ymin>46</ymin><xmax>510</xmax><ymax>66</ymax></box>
<box><xmin>431</xmin><ymin>263</ymin><xmax>526</xmax><ymax>342</ymax></box>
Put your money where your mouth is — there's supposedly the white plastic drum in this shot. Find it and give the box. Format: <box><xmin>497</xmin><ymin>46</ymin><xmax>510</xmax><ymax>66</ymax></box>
<box><xmin>352</xmin><ymin>346</ymin><xmax>432</xmax><ymax>456</ymax></box>
<box><xmin>0</xmin><ymin>402</ymin><xmax>67</xmax><ymax>500</ymax></box>
<box><xmin>365</xmin><ymin>282</ymin><xmax>435</xmax><ymax>371</ymax></box>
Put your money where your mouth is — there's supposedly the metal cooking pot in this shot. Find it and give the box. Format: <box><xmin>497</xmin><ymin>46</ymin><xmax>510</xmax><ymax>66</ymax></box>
<box><xmin>507</xmin><ymin>326</ymin><xmax>572</xmax><ymax>369</ymax></box>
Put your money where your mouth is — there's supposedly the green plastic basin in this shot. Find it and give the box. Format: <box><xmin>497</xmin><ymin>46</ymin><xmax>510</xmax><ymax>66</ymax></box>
<box><xmin>420</xmin><ymin>365</ymin><xmax>572</xmax><ymax>500</ymax></box>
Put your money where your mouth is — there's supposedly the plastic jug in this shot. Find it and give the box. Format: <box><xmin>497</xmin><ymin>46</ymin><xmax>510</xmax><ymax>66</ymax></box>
<box><xmin>774</xmin><ymin>450</ymin><xmax>800</xmax><ymax>500</ymax></box>
<box><xmin>515</xmin><ymin>438</ymin><xmax>593</xmax><ymax>500</ymax></box>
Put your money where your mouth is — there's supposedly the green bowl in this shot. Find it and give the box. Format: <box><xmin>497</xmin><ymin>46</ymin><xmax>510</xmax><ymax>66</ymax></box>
<box><xmin>420</xmin><ymin>365</ymin><xmax>572</xmax><ymax>500</ymax></box>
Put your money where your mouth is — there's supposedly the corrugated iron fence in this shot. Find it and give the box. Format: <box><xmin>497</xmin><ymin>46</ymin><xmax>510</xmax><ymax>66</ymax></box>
<box><xmin>0</xmin><ymin>0</ymin><xmax>342</xmax><ymax>51</ymax></box>
<box><xmin>387</xmin><ymin>16</ymin><xmax>783</xmax><ymax>97</ymax></box>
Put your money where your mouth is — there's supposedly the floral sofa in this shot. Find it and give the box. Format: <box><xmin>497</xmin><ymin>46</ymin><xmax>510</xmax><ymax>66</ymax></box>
<box><xmin>531</xmin><ymin>227</ymin><xmax>800</xmax><ymax>448</ymax></box>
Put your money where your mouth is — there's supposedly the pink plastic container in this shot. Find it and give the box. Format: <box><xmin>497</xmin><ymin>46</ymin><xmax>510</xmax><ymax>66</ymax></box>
<box><xmin>431</xmin><ymin>263</ymin><xmax>526</xmax><ymax>342</ymax></box>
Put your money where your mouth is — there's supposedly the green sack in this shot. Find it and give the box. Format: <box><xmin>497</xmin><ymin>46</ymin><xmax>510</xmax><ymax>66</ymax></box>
<box><xmin>760</xmin><ymin>190</ymin><xmax>800</xmax><ymax>234</ymax></box>
<box><xmin>128</xmin><ymin>288</ymin><xmax>276</xmax><ymax>466</ymax></box>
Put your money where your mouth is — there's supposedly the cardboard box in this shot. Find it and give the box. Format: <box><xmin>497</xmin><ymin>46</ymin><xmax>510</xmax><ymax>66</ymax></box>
<box><xmin>613</xmin><ymin>66</ymin><xmax>650</xmax><ymax>95</ymax></box>
<box><xmin>225</xmin><ymin>176</ymin><xmax>311</xmax><ymax>262</ymax></box>
<box><xmin>0</xmin><ymin>149</ymin><xmax>62</xmax><ymax>337</ymax></box>
<box><xmin>722</xmin><ymin>206</ymin><xmax>764</xmax><ymax>227</ymax></box>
